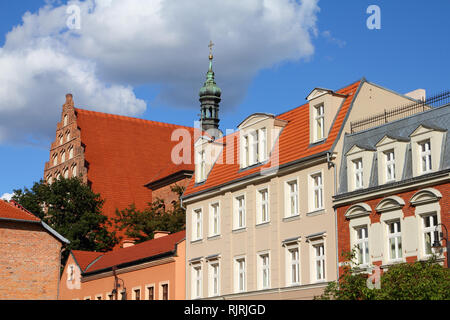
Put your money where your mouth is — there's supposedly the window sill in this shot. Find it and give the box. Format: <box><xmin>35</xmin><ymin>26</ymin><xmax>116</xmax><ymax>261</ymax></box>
<box><xmin>283</xmin><ymin>214</ymin><xmax>300</xmax><ymax>222</ymax></box>
<box><xmin>207</xmin><ymin>234</ymin><xmax>222</xmax><ymax>241</ymax></box>
<box><xmin>256</xmin><ymin>221</ymin><xmax>271</xmax><ymax>228</ymax></box>
<box><xmin>306</xmin><ymin>209</ymin><xmax>325</xmax><ymax>217</ymax></box>
<box><xmin>232</xmin><ymin>227</ymin><xmax>247</xmax><ymax>234</ymax></box>
<box><xmin>190</xmin><ymin>238</ymin><xmax>203</xmax><ymax>244</ymax></box>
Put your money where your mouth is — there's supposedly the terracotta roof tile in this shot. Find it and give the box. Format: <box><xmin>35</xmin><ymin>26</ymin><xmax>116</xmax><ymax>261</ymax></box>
<box><xmin>0</xmin><ymin>200</ymin><xmax>41</xmax><ymax>222</ymax></box>
<box><xmin>82</xmin><ymin>230</ymin><xmax>185</xmax><ymax>274</ymax></box>
<box><xmin>183</xmin><ymin>80</ymin><xmax>361</xmax><ymax>197</ymax></box>
<box><xmin>74</xmin><ymin>108</ymin><xmax>196</xmax><ymax>219</ymax></box>
<box><xmin>71</xmin><ymin>250</ymin><xmax>104</xmax><ymax>272</ymax></box>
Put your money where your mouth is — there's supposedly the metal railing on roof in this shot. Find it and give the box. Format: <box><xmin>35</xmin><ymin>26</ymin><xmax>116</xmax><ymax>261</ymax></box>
<box><xmin>350</xmin><ymin>91</ymin><xmax>450</xmax><ymax>133</ymax></box>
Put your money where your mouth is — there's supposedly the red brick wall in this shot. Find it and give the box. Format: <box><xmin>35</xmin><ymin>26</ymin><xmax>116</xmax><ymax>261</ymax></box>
<box><xmin>0</xmin><ymin>221</ymin><xmax>62</xmax><ymax>300</ymax></box>
<box><xmin>151</xmin><ymin>178</ymin><xmax>191</xmax><ymax>209</ymax></box>
<box><xmin>337</xmin><ymin>182</ymin><xmax>450</xmax><ymax>276</ymax></box>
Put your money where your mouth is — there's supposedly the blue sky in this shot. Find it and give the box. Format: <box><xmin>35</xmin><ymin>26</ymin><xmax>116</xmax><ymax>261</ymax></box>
<box><xmin>1</xmin><ymin>0</ymin><xmax>449</xmax><ymax>198</ymax></box>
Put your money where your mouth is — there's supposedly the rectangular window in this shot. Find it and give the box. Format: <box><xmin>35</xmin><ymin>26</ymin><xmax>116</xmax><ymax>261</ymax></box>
<box><xmin>355</xmin><ymin>226</ymin><xmax>369</xmax><ymax>265</ymax></box>
<box><xmin>312</xmin><ymin>173</ymin><xmax>324</xmax><ymax>210</ymax></box>
<box><xmin>251</xmin><ymin>130</ymin><xmax>259</xmax><ymax>165</ymax></box>
<box><xmin>235</xmin><ymin>196</ymin><xmax>246</xmax><ymax>229</ymax></box>
<box><xmin>314</xmin><ymin>244</ymin><xmax>325</xmax><ymax>281</ymax></box>
<box><xmin>385</xmin><ymin>150</ymin><xmax>395</xmax><ymax>182</ymax></box>
<box><xmin>193</xmin><ymin>209</ymin><xmax>202</xmax><ymax>241</ymax></box>
<box><xmin>420</xmin><ymin>140</ymin><xmax>432</xmax><ymax>173</ymax></box>
<box><xmin>193</xmin><ymin>265</ymin><xmax>202</xmax><ymax>299</ymax></box>
<box><xmin>197</xmin><ymin>150</ymin><xmax>206</xmax><ymax>182</ymax></box>
<box><xmin>423</xmin><ymin>214</ymin><xmax>438</xmax><ymax>255</ymax></box>
<box><xmin>235</xmin><ymin>258</ymin><xmax>246</xmax><ymax>293</ymax></box>
<box><xmin>134</xmin><ymin>289</ymin><xmax>141</xmax><ymax>300</ymax></box>
<box><xmin>147</xmin><ymin>286</ymin><xmax>154</xmax><ymax>300</ymax></box>
<box><xmin>388</xmin><ymin>220</ymin><xmax>402</xmax><ymax>261</ymax></box>
<box><xmin>288</xmin><ymin>248</ymin><xmax>300</xmax><ymax>285</ymax></box>
<box><xmin>287</xmin><ymin>180</ymin><xmax>298</xmax><ymax>217</ymax></box>
<box><xmin>258</xmin><ymin>188</ymin><xmax>269</xmax><ymax>224</ymax></box>
<box><xmin>243</xmin><ymin>135</ymin><xmax>249</xmax><ymax>167</ymax></box>
<box><xmin>315</xmin><ymin>104</ymin><xmax>325</xmax><ymax>141</ymax></box>
<box><xmin>209</xmin><ymin>203</ymin><xmax>220</xmax><ymax>236</ymax></box>
<box><xmin>209</xmin><ymin>262</ymin><xmax>220</xmax><ymax>297</ymax></box>
<box><xmin>258</xmin><ymin>253</ymin><xmax>270</xmax><ymax>290</ymax></box>
<box><xmin>354</xmin><ymin>159</ymin><xmax>363</xmax><ymax>189</ymax></box>
<box><xmin>161</xmin><ymin>284</ymin><xmax>169</xmax><ymax>300</ymax></box>
<box><xmin>259</xmin><ymin>128</ymin><xmax>267</xmax><ymax>162</ymax></box>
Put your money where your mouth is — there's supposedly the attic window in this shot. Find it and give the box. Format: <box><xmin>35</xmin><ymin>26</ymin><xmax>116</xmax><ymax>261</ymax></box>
<box><xmin>241</xmin><ymin>128</ymin><xmax>267</xmax><ymax>168</ymax></box>
<box><xmin>314</xmin><ymin>104</ymin><xmax>325</xmax><ymax>142</ymax></box>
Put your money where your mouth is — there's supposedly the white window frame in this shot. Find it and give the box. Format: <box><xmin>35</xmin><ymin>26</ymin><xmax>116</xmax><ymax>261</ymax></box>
<box><xmin>387</xmin><ymin>220</ymin><xmax>403</xmax><ymax>262</ymax></box>
<box><xmin>192</xmin><ymin>208</ymin><xmax>203</xmax><ymax>241</ymax></box>
<box><xmin>311</xmin><ymin>172</ymin><xmax>324</xmax><ymax>211</ymax></box>
<box><xmin>209</xmin><ymin>202</ymin><xmax>220</xmax><ymax>237</ymax></box>
<box><xmin>354</xmin><ymin>158</ymin><xmax>363</xmax><ymax>189</ymax></box>
<box><xmin>144</xmin><ymin>284</ymin><xmax>155</xmax><ymax>300</ymax></box>
<box><xmin>234</xmin><ymin>256</ymin><xmax>246</xmax><ymax>293</ymax></box>
<box><xmin>422</xmin><ymin>213</ymin><xmax>438</xmax><ymax>257</ymax></box>
<box><xmin>192</xmin><ymin>264</ymin><xmax>202</xmax><ymax>299</ymax></box>
<box><xmin>257</xmin><ymin>252</ymin><xmax>270</xmax><ymax>290</ymax></box>
<box><xmin>419</xmin><ymin>139</ymin><xmax>432</xmax><ymax>174</ymax></box>
<box><xmin>259</xmin><ymin>128</ymin><xmax>267</xmax><ymax>162</ymax></box>
<box><xmin>257</xmin><ymin>188</ymin><xmax>269</xmax><ymax>224</ymax></box>
<box><xmin>284</xmin><ymin>244</ymin><xmax>300</xmax><ymax>286</ymax></box>
<box><xmin>311</xmin><ymin>241</ymin><xmax>326</xmax><ymax>282</ymax></box>
<box><xmin>196</xmin><ymin>150</ymin><xmax>207</xmax><ymax>182</ymax></box>
<box><xmin>208</xmin><ymin>261</ymin><xmax>220</xmax><ymax>297</ymax></box>
<box><xmin>234</xmin><ymin>195</ymin><xmax>246</xmax><ymax>230</ymax></box>
<box><xmin>286</xmin><ymin>179</ymin><xmax>299</xmax><ymax>218</ymax></box>
<box><xmin>314</xmin><ymin>104</ymin><xmax>325</xmax><ymax>141</ymax></box>
<box><xmin>385</xmin><ymin>150</ymin><xmax>396</xmax><ymax>182</ymax></box>
<box><xmin>354</xmin><ymin>225</ymin><xmax>369</xmax><ymax>266</ymax></box>
<box><xmin>159</xmin><ymin>281</ymin><xmax>169</xmax><ymax>300</ymax></box>
<box><xmin>132</xmin><ymin>286</ymin><xmax>142</xmax><ymax>300</ymax></box>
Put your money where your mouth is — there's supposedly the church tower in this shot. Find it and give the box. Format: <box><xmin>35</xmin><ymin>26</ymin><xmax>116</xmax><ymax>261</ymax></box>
<box><xmin>199</xmin><ymin>41</ymin><xmax>222</xmax><ymax>139</ymax></box>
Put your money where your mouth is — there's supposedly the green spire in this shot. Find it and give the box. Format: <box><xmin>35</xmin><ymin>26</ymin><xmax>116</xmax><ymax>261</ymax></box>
<box><xmin>199</xmin><ymin>53</ymin><xmax>222</xmax><ymax>98</ymax></box>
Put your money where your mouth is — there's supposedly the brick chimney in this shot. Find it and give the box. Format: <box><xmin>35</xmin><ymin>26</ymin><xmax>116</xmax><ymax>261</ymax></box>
<box><xmin>154</xmin><ymin>231</ymin><xmax>170</xmax><ymax>239</ymax></box>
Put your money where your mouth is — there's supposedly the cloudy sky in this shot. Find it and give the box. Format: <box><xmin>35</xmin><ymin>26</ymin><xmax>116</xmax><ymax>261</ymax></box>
<box><xmin>1</xmin><ymin>0</ymin><xmax>449</xmax><ymax>198</ymax></box>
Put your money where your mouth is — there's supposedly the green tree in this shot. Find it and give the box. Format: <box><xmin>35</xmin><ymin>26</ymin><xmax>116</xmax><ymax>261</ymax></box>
<box><xmin>12</xmin><ymin>177</ymin><xmax>119</xmax><ymax>265</ymax></box>
<box><xmin>114</xmin><ymin>184</ymin><xmax>186</xmax><ymax>244</ymax></box>
<box><xmin>317</xmin><ymin>249</ymin><xmax>450</xmax><ymax>300</ymax></box>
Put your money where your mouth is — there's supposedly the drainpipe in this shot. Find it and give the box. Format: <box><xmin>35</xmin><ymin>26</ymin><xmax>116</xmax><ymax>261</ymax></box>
<box><xmin>327</xmin><ymin>152</ymin><xmax>340</xmax><ymax>285</ymax></box>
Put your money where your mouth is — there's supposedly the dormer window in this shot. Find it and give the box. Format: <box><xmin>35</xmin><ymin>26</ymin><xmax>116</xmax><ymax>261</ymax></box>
<box><xmin>196</xmin><ymin>150</ymin><xmax>206</xmax><ymax>183</ymax></box>
<box><xmin>314</xmin><ymin>104</ymin><xmax>325</xmax><ymax>142</ymax></box>
<box><xmin>385</xmin><ymin>150</ymin><xmax>395</xmax><ymax>182</ymax></box>
<box><xmin>419</xmin><ymin>140</ymin><xmax>432</xmax><ymax>173</ymax></box>
<box><xmin>241</xmin><ymin>128</ymin><xmax>267</xmax><ymax>168</ymax></box>
<box><xmin>353</xmin><ymin>158</ymin><xmax>363</xmax><ymax>189</ymax></box>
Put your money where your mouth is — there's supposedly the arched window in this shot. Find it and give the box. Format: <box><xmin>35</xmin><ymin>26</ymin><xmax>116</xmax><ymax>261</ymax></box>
<box><xmin>61</xmin><ymin>150</ymin><xmax>66</xmax><ymax>163</ymax></box>
<box><xmin>56</xmin><ymin>172</ymin><xmax>61</xmax><ymax>180</ymax></box>
<box><xmin>59</xmin><ymin>134</ymin><xmax>63</xmax><ymax>145</ymax></box>
<box><xmin>47</xmin><ymin>175</ymin><xmax>53</xmax><ymax>185</ymax></box>
<box><xmin>69</xmin><ymin>147</ymin><xmax>74</xmax><ymax>160</ymax></box>
<box><xmin>64</xmin><ymin>114</ymin><xmax>68</xmax><ymax>126</ymax></box>
<box><xmin>72</xmin><ymin>164</ymin><xmax>77</xmax><ymax>177</ymax></box>
<box><xmin>53</xmin><ymin>154</ymin><xmax>58</xmax><ymax>166</ymax></box>
<box><xmin>66</xmin><ymin>130</ymin><xmax>71</xmax><ymax>142</ymax></box>
<box><xmin>64</xmin><ymin>168</ymin><xmax>69</xmax><ymax>179</ymax></box>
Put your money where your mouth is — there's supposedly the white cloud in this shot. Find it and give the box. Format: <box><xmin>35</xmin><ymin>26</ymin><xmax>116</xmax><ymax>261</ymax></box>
<box><xmin>0</xmin><ymin>0</ymin><xmax>320</xmax><ymax>145</ymax></box>
<box><xmin>1</xmin><ymin>193</ymin><xmax>14</xmax><ymax>201</ymax></box>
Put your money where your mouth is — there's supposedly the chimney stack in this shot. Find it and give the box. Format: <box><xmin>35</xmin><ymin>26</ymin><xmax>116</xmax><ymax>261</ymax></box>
<box><xmin>154</xmin><ymin>231</ymin><xmax>170</xmax><ymax>239</ymax></box>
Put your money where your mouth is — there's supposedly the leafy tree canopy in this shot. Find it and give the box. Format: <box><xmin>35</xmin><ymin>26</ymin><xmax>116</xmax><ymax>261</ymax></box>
<box><xmin>317</xmin><ymin>249</ymin><xmax>450</xmax><ymax>300</ymax></box>
<box><xmin>12</xmin><ymin>178</ymin><xmax>119</xmax><ymax>262</ymax></box>
<box><xmin>113</xmin><ymin>184</ymin><xmax>186</xmax><ymax>244</ymax></box>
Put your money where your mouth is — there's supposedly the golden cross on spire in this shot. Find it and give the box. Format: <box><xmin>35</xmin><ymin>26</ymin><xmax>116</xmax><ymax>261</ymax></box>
<box><xmin>208</xmin><ymin>40</ymin><xmax>214</xmax><ymax>59</ymax></box>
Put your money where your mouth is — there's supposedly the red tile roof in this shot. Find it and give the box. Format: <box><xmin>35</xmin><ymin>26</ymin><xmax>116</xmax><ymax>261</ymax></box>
<box><xmin>71</xmin><ymin>250</ymin><xmax>104</xmax><ymax>272</ymax></box>
<box><xmin>0</xmin><ymin>200</ymin><xmax>41</xmax><ymax>222</ymax></box>
<box><xmin>74</xmin><ymin>109</ymin><xmax>196</xmax><ymax>218</ymax></box>
<box><xmin>71</xmin><ymin>231</ymin><xmax>185</xmax><ymax>274</ymax></box>
<box><xmin>183</xmin><ymin>80</ymin><xmax>362</xmax><ymax>197</ymax></box>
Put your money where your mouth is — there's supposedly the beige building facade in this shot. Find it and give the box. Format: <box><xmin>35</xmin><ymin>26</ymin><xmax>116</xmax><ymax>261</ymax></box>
<box><xmin>181</xmin><ymin>78</ymin><xmax>423</xmax><ymax>300</ymax></box>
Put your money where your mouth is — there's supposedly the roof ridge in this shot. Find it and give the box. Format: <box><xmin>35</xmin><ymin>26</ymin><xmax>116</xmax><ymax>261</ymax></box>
<box><xmin>74</xmin><ymin>107</ymin><xmax>195</xmax><ymax>130</ymax></box>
